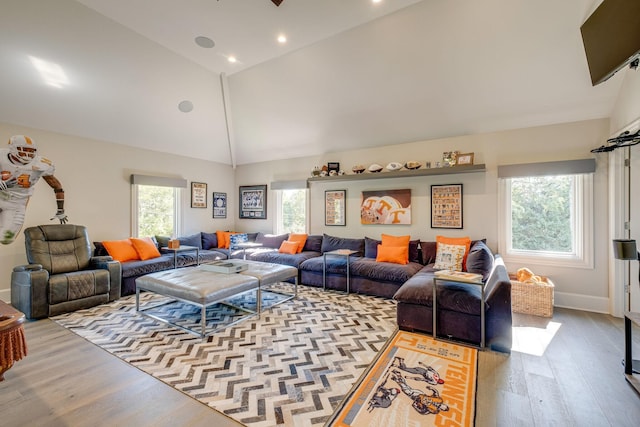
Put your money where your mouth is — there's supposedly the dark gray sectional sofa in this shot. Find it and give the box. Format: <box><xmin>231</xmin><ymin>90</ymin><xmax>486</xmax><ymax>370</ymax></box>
<box><xmin>94</xmin><ymin>231</ymin><xmax>512</xmax><ymax>353</ymax></box>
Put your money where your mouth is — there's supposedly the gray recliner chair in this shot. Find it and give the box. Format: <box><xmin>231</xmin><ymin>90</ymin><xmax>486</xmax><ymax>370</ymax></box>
<box><xmin>11</xmin><ymin>224</ymin><xmax>121</xmax><ymax>319</ymax></box>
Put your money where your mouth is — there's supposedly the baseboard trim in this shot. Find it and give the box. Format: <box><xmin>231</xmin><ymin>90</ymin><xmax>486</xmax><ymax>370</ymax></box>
<box><xmin>554</xmin><ymin>291</ymin><xmax>609</xmax><ymax>314</ymax></box>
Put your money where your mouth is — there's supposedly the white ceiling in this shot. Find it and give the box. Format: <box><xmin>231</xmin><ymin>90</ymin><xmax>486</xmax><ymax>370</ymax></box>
<box><xmin>0</xmin><ymin>0</ymin><xmax>625</xmax><ymax>166</ymax></box>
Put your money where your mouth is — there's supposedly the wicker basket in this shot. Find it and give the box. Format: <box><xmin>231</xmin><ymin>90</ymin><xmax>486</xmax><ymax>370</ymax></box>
<box><xmin>509</xmin><ymin>274</ymin><xmax>554</xmax><ymax>317</ymax></box>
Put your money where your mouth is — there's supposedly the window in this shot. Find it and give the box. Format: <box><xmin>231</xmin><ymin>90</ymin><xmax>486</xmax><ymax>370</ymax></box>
<box><xmin>275</xmin><ymin>189</ymin><xmax>308</xmax><ymax>234</ymax></box>
<box><xmin>499</xmin><ymin>173</ymin><xmax>593</xmax><ymax>268</ymax></box>
<box><xmin>131</xmin><ymin>175</ymin><xmax>186</xmax><ymax>238</ymax></box>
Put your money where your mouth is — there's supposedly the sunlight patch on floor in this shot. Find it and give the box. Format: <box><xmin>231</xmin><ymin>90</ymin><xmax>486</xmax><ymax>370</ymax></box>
<box><xmin>511</xmin><ymin>314</ymin><xmax>561</xmax><ymax>356</ymax></box>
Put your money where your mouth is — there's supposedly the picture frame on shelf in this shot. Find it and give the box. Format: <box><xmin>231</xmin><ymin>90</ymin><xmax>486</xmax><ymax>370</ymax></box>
<box><xmin>456</xmin><ymin>153</ymin><xmax>475</xmax><ymax>165</ymax></box>
<box><xmin>212</xmin><ymin>192</ymin><xmax>226</xmax><ymax>218</ymax></box>
<box><xmin>239</xmin><ymin>185</ymin><xmax>267</xmax><ymax>219</ymax></box>
<box><xmin>190</xmin><ymin>182</ymin><xmax>207</xmax><ymax>208</ymax></box>
<box><xmin>431</xmin><ymin>184</ymin><xmax>463</xmax><ymax>229</ymax></box>
<box><xmin>325</xmin><ymin>190</ymin><xmax>346</xmax><ymax>226</ymax></box>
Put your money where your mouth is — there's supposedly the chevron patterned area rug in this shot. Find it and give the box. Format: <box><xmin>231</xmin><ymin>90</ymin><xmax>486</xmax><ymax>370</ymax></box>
<box><xmin>52</xmin><ymin>284</ymin><xmax>397</xmax><ymax>426</ymax></box>
<box><xmin>328</xmin><ymin>331</ymin><xmax>478</xmax><ymax>427</ymax></box>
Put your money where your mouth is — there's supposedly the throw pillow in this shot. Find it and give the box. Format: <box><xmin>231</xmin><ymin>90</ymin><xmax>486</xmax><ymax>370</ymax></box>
<box><xmin>201</xmin><ymin>232</ymin><xmax>218</xmax><ymax>250</ymax></box>
<box><xmin>433</xmin><ymin>242</ymin><xmax>467</xmax><ymax>271</ymax></box>
<box><xmin>216</xmin><ymin>230</ymin><xmax>227</xmax><ymax>249</ymax></box>
<box><xmin>102</xmin><ymin>239</ymin><xmax>140</xmax><ymax>262</ymax></box>
<box><xmin>178</xmin><ymin>233</ymin><xmax>202</xmax><ymax>249</ymax></box>
<box><xmin>376</xmin><ymin>244</ymin><xmax>409</xmax><ymax>265</ymax></box>
<box><xmin>465</xmin><ymin>240</ymin><xmax>494</xmax><ymax>281</ymax></box>
<box><xmin>436</xmin><ymin>235</ymin><xmax>471</xmax><ymax>269</ymax></box>
<box><xmin>278</xmin><ymin>240</ymin><xmax>299</xmax><ymax>254</ymax></box>
<box><xmin>288</xmin><ymin>233</ymin><xmax>308</xmax><ymax>253</ymax></box>
<box><xmin>381</xmin><ymin>234</ymin><xmax>411</xmax><ymax>247</ymax></box>
<box><xmin>229</xmin><ymin>233</ymin><xmax>249</xmax><ymax>250</ymax></box>
<box><xmin>364</xmin><ymin>237</ymin><xmax>381</xmax><ymax>259</ymax></box>
<box><xmin>93</xmin><ymin>241</ymin><xmax>108</xmax><ymax>257</ymax></box>
<box><xmin>130</xmin><ymin>237</ymin><xmax>161</xmax><ymax>260</ymax></box>
<box><xmin>155</xmin><ymin>235</ymin><xmax>170</xmax><ymax>249</ymax></box>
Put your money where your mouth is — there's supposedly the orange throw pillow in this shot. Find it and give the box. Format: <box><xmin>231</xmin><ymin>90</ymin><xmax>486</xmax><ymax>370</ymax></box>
<box><xmin>381</xmin><ymin>234</ymin><xmax>411</xmax><ymax>247</ymax></box>
<box><xmin>130</xmin><ymin>237</ymin><xmax>161</xmax><ymax>260</ymax></box>
<box><xmin>288</xmin><ymin>233</ymin><xmax>308</xmax><ymax>253</ymax></box>
<box><xmin>436</xmin><ymin>235</ymin><xmax>471</xmax><ymax>269</ymax></box>
<box><xmin>279</xmin><ymin>240</ymin><xmax>299</xmax><ymax>254</ymax></box>
<box><xmin>376</xmin><ymin>244</ymin><xmax>409</xmax><ymax>265</ymax></box>
<box><xmin>216</xmin><ymin>230</ymin><xmax>227</xmax><ymax>249</ymax></box>
<box><xmin>102</xmin><ymin>239</ymin><xmax>140</xmax><ymax>262</ymax></box>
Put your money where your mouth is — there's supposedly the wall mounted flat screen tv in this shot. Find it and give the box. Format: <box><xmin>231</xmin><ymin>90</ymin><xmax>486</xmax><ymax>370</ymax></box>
<box><xmin>580</xmin><ymin>0</ymin><xmax>640</xmax><ymax>86</ymax></box>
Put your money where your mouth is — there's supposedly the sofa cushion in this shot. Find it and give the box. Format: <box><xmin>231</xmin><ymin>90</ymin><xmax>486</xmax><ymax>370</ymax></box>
<box><xmin>155</xmin><ymin>235</ymin><xmax>170</xmax><ymax>249</ymax></box>
<box><xmin>376</xmin><ymin>244</ymin><xmax>409</xmax><ymax>265</ymax></box>
<box><xmin>349</xmin><ymin>258</ymin><xmax>423</xmax><ymax>283</ymax></box>
<box><xmin>130</xmin><ymin>237</ymin><xmax>161</xmax><ymax>260</ymax></box>
<box><xmin>201</xmin><ymin>232</ymin><xmax>218</xmax><ymax>250</ymax></box>
<box><xmin>303</xmin><ymin>235</ymin><xmax>323</xmax><ymax>252</ymax></box>
<box><xmin>256</xmin><ymin>232</ymin><xmax>289</xmax><ymax>249</ymax></box>
<box><xmin>120</xmin><ymin>256</ymin><xmax>174</xmax><ymax>278</ymax></box>
<box><xmin>178</xmin><ymin>233</ymin><xmax>202</xmax><ymax>249</ymax></box>
<box><xmin>321</xmin><ymin>234</ymin><xmax>364</xmax><ymax>256</ymax></box>
<box><xmin>102</xmin><ymin>239</ymin><xmax>139</xmax><ymax>262</ymax></box>
<box><xmin>420</xmin><ymin>241</ymin><xmax>437</xmax><ymax>265</ymax></box>
<box><xmin>465</xmin><ymin>241</ymin><xmax>494</xmax><ymax>281</ymax></box>
<box><xmin>93</xmin><ymin>241</ymin><xmax>109</xmax><ymax>257</ymax></box>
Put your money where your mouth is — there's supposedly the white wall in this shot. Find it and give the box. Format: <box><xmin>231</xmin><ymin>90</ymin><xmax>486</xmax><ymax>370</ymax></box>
<box><xmin>1</xmin><ymin>118</ymin><xmax>613</xmax><ymax>313</ymax></box>
<box><xmin>236</xmin><ymin>118</ymin><xmax>611</xmax><ymax>313</ymax></box>
<box><xmin>0</xmin><ymin>122</ymin><xmax>235</xmax><ymax>301</ymax></box>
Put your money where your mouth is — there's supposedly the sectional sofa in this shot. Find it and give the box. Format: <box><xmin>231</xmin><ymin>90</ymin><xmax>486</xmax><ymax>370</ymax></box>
<box><xmin>94</xmin><ymin>231</ymin><xmax>512</xmax><ymax>352</ymax></box>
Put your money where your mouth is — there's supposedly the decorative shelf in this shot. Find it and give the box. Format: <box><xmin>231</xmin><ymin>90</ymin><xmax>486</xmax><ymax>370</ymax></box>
<box><xmin>307</xmin><ymin>164</ymin><xmax>486</xmax><ymax>183</ymax></box>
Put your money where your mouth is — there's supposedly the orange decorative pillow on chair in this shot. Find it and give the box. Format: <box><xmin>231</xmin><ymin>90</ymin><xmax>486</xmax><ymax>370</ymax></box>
<box><xmin>376</xmin><ymin>244</ymin><xmax>409</xmax><ymax>265</ymax></box>
<box><xmin>130</xmin><ymin>237</ymin><xmax>161</xmax><ymax>260</ymax></box>
<box><xmin>102</xmin><ymin>239</ymin><xmax>140</xmax><ymax>262</ymax></box>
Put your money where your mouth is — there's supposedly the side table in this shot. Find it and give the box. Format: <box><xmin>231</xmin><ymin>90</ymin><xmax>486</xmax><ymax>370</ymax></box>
<box><xmin>624</xmin><ymin>311</ymin><xmax>640</xmax><ymax>394</ymax></box>
<box><xmin>323</xmin><ymin>249</ymin><xmax>357</xmax><ymax>294</ymax></box>
<box><xmin>0</xmin><ymin>300</ymin><xmax>27</xmax><ymax>381</ymax></box>
<box><xmin>433</xmin><ymin>272</ymin><xmax>485</xmax><ymax>348</ymax></box>
<box><xmin>161</xmin><ymin>245</ymin><xmax>200</xmax><ymax>268</ymax></box>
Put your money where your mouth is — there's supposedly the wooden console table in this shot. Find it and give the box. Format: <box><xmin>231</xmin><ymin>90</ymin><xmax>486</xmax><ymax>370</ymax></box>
<box><xmin>0</xmin><ymin>300</ymin><xmax>27</xmax><ymax>381</ymax></box>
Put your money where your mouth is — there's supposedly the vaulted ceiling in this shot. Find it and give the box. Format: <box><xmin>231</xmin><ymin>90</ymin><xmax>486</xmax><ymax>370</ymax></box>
<box><xmin>0</xmin><ymin>0</ymin><xmax>624</xmax><ymax>166</ymax></box>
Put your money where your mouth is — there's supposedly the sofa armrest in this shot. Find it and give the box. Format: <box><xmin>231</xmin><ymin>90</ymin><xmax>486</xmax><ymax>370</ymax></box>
<box><xmin>91</xmin><ymin>257</ymin><xmax>122</xmax><ymax>301</ymax></box>
<box><xmin>483</xmin><ymin>254</ymin><xmax>512</xmax><ymax>353</ymax></box>
<box><xmin>11</xmin><ymin>265</ymin><xmax>50</xmax><ymax>319</ymax></box>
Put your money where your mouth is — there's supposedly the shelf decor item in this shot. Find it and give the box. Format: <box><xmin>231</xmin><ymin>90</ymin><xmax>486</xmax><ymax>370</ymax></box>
<box><xmin>457</xmin><ymin>153</ymin><xmax>475</xmax><ymax>165</ymax></box>
<box><xmin>325</xmin><ymin>190</ymin><xmax>346</xmax><ymax>226</ymax></box>
<box><xmin>190</xmin><ymin>182</ymin><xmax>207</xmax><ymax>208</ymax></box>
<box><xmin>213</xmin><ymin>192</ymin><xmax>227</xmax><ymax>218</ymax></box>
<box><xmin>239</xmin><ymin>185</ymin><xmax>267</xmax><ymax>219</ymax></box>
<box><xmin>431</xmin><ymin>184</ymin><xmax>463</xmax><ymax>229</ymax></box>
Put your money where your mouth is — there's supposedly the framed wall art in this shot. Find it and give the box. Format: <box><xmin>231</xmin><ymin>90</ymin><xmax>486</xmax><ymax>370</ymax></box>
<box><xmin>361</xmin><ymin>189</ymin><xmax>411</xmax><ymax>225</ymax></box>
<box><xmin>325</xmin><ymin>190</ymin><xmax>346</xmax><ymax>226</ymax></box>
<box><xmin>431</xmin><ymin>184</ymin><xmax>463</xmax><ymax>229</ymax></box>
<box><xmin>213</xmin><ymin>192</ymin><xmax>227</xmax><ymax>218</ymax></box>
<box><xmin>239</xmin><ymin>185</ymin><xmax>267</xmax><ymax>219</ymax></box>
<box><xmin>190</xmin><ymin>182</ymin><xmax>207</xmax><ymax>208</ymax></box>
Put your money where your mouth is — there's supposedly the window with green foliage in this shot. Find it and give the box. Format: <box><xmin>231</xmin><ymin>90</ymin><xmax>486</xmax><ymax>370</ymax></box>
<box><xmin>500</xmin><ymin>173</ymin><xmax>593</xmax><ymax>268</ymax></box>
<box><xmin>276</xmin><ymin>189</ymin><xmax>307</xmax><ymax>234</ymax></box>
<box><xmin>133</xmin><ymin>184</ymin><xmax>181</xmax><ymax>238</ymax></box>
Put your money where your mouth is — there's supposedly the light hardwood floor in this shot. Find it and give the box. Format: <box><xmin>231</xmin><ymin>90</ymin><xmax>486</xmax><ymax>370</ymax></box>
<box><xmin>1</xmin><ymin>307</ymin><xmax>639</xmax><ymax>426</ymax></box>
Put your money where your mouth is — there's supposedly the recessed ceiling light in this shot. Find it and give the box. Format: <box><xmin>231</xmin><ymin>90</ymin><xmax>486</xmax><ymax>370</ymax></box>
<box><xmin>178</xmin><ymin>100</ymin><xmax>194</xmax><ymax>113</ymax></box>
<box><xmin>194</xmin><ymin>36</ymin><xmax>215</xmax><ymax>48</ymax></box>
<box><xmin>277</xmin><ymin>34</ymin><xmax>287</xmax><ymax>44</ymax></box>
<box><xmin>228</xmin><ymin>56</ymin><xmax>237</xmax><ymax>63</ymax></box>
<box><xmin>372</xmin><ymin>0</ymin><xmax>382</xmax><ymax>3</ymax></box>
